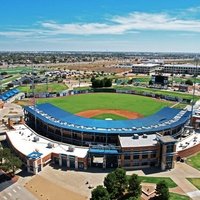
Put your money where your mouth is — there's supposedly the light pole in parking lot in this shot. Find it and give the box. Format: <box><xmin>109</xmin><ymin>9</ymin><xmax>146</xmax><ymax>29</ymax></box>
<box><xmin>31</xmin><ymin>65</ymin><xmax>37</xmax><ymax>130</ymax></box>
<box><xmin>0</xmin><ymin>74</ymin><xmax>2</xmax><ymax>95</ymax></box>
<box><xmin>190</xmin><ymin>56</ymin><xmax>198</xmax><ymax>124</ymax></box>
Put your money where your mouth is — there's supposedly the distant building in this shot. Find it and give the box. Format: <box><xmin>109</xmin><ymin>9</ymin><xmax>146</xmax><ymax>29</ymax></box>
<box><xmin>179</xmin><ymin>84</ymin><xmax>193</xmax><ymax>92</ymax></box>
<box><xmin>132</xmin><ymin>63</ymin><xmax>163</xmax><ymax>74</ymax></box>
<box><xmin>192</xmin><ymin>100</ymin><xmax>200</xmax><ymax>129</ymax></box>
<box><xmin>132</xmin><ymin>63</ymin><xmax>200</xmax><ymax>75</ymax></box>
<box><xmin>163</xmin><ymin>64</ymin><xmax>200</xmax><ymax>75</ymax></box>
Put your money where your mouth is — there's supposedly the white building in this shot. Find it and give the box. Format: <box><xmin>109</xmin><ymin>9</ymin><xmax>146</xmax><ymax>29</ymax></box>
<box><xmin>132</xmin><ymin>64</ymin><xmax>162</xmax><ymax>74</ymax></box>
<box><xmin>163</xmin><ymin>64</ymin><xmax>200</xmax><ymax>75</ymax></box>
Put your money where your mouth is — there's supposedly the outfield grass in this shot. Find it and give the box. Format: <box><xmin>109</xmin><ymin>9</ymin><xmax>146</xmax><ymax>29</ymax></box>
<box><xmin>187</xmin><ymin>178</ymin><xmax>200</xmax><ymax>190</ymax></box>
<box><xmin>18</xmin><ymin>83</ymin><xmax>68</xmax><ymax>93</ymax></box>
<box><xmin>186</xmin><ymin>153</ymin><xmax>200</xmax><ymax>171</ymax></box>
<box><xmin>114</xmin><ymin>85</ymin><xmax>199</xmax><ymax>101</ymax></box>
<box><xmin>170</xmin><ymin>192</ymin><xmax>190</xmax><ymax>200</ymax></box>
<box><xmin>91</xmin><ymin>113</ymin><xmax>128</xmax><ymax>120</ymax></box>
<box><xmin>137</xmin><ymin>176</ymin><xmax>177</xmax><ymax>188</ymax></box>
<box><xmin>37</xmin><ymin>93</ymin><xmax>173</xmax><ymax>116</ymax></box>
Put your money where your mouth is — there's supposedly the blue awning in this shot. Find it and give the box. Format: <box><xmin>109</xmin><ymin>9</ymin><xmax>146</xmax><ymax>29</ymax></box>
<box><xmin>89</xmin><ymin>148</ymin><xmax>119</xmax><ymax>155</ymax></box>
<box><xmin>27</xmin><ymin>151</ymin><xmax>43</xmax><ymax>159</ymax></box>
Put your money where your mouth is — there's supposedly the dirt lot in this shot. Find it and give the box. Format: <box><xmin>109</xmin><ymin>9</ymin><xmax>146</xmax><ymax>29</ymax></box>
<box><xmin>25</xmin><ymin>175</ymin><xmax>87</xmax><ymax>200</ymax></box>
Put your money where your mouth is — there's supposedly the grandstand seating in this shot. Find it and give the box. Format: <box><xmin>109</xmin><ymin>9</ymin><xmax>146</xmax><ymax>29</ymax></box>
<box><xmin>0</xmin><ymin>88</ymin><xmax>20</xmax><ymax>101</ymax></box>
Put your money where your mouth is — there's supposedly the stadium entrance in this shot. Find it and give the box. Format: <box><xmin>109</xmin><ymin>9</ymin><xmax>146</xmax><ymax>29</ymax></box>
<box><xmin>91</xmin><ymin>155</ymin><xmax>104</xmax><ymax>168</ymax></box>
<box><xmin>89</xmin><ymin>145</ymin><xmax>119</xmax><ymax>169</ymax></box>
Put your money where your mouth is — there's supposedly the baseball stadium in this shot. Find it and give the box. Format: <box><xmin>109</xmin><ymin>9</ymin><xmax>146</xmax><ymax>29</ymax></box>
<box><xmin>6</xmin><ymin>92</ymin><xmax>193</xmax><ymax>174</ymax></box>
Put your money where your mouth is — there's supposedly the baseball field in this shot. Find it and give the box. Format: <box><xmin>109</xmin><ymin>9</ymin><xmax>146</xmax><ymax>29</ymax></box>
<box><xmin>37</xmin><ymin>93</ymin><xmax>173</xmax><ymax>120</ymax></box>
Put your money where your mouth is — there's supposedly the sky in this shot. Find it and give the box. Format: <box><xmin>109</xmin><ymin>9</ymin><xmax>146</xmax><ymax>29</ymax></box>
<box><xmin>1</xmin><ymin>0</ymin><xmax>200</xmax><ymax>52</ymax></box>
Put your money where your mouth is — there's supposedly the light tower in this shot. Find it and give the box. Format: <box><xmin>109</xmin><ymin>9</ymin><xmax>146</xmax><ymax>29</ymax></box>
<box><xmin>31</xmin><ymin>65</ymin><xmax>37</xmax><ymax>130</ymax></box>
<box><xmin>190</xmin><ymin>56</ymin><xmax>198</xmax><ymax>125</ymax></box>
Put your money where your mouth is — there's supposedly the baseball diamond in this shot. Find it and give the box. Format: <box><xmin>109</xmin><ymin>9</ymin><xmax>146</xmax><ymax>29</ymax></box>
<box><xmin>10</xmin><ymin>92</ymin><xmax>190</xmax><ymax>174</ymax></box>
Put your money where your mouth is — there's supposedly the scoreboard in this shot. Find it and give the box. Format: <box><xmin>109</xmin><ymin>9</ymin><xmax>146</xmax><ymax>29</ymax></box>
<box><xmin>151</xmin><ymin>75</ymin><xmax>168</xmax><ymax>85</ymax></box>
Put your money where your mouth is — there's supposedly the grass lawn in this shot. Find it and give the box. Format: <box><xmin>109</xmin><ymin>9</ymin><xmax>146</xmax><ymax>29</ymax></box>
<box><xmin>187</xmin><ymin>178</ymin><xmax>200</xmax><ymax>190</ymax></box>
<box><xmin>169</xmin><ymin>192</ymin><xmax>190</xmax><ymax>200</ymax></box>
<box><xmin>1</xmin><ymin>74</ymin><xmax>21</xmax><ymax>85</ymax></box>
<box><xmin>173</xmin><ymin>77</ymin><xmax>200</xmax><ymax>84</ymax></box>
<box><xmin>132</xmin><ymin>77</ymin><xmax>151</xmax><ymax>83</ymax></box>
<box><xmin>18</xmin><ymin>83</ymin><xmax>68</xmax><ymax>93</ymax></box>
<box><xmin>137</xmin><ymin>176</ymin><xmax>177</xmax><ymax>188</ymax></box>
<box><xmin>73</xmin><ymin>86</ymin><xmax>91</xmax><ymax>91</ymax></box>
<box><xmin>172</xmin><ymin>103</ymin><xmax>187</xmax><ymax>109</ymax></box>
<box><xmin>114</xmin><ymin>86</ymin><xmax>199</xmax><ymax>101</ymax></box>
<box><xmin>37</xmin><ymin>93</ymin><xmax>173</xmax><ymax>115</ymax></box>
<box><xmin>186</xmin><ymin>153</ymin><xmax>200</xmax><ymax>171</ymax></box>
<box><xmin>91</xmin><ymin>113</ymin><xmax>128</xmax><ymax>120</ymax></box>
<box><xmin>0</xmin><ymin>66</ymin><xmax>33</xmax><ymax>74</ymax></box>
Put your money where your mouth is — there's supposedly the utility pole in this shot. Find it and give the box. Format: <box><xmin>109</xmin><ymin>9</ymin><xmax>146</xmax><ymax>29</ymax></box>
<box><xmin>0</xmin><ymin>74</ymin><xmax>2</xmax><ymax>96</ymax></box>
<box><xmin>31</xmin><ymin>65</ymin><xmax>37</xmax><ymax>130</ymax></box>
<box><xmin>171</xmin><ymin>62</ymin><xmax>174</xmax><ymax>88</ymax></box>
<box><xmin>190</xmin><ymin>56</ymin><xmax>198</xmax><ymax>125</ymax></box>
<box><xmin>46</xmin><ymin>65</ymin><xmax>49</xmax><ymax>95</ymax></box>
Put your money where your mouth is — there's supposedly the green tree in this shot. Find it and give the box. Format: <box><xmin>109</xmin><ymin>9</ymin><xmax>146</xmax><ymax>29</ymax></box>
<box><xmin>104</xmin><ymin>78</ymin><xmax>112</xmax><ymax>87</ymax></box>
<box><xmin>149</xmin><ymin>80</ymin><xmax>153</xmax><ymax>85</ymax></box>
<box><xmin>0</xmin><ymin>148</ymin><xmax>22</xmax><ymax>176</ymax></box>
<box><xmin>185</xmin><ymin>79</ymin><xmax>193</xmax><ymax>86</ymax></box>
<box><xmin>104</xmin><ymin>172</ymin><xmax>118</xmax><ymax>199</ymax></box>
<box><xmin>7</xmin><ymin>83</ymin><xmax>14</xmax><ymax>88</ymax></box>
<box><xmin>0</xmin><ymin>148</ymin><xmax>11</xmax><ymax>165</ymax></box>
<box><xmin>8</xmin><ymin>155</ymin><xmax>22</xmax><ymax>175</ymax></box>
<box><xmin>126</xmin><ymin>197</ymin><xmax>138</xmax><ymax>200</ymax></box>
<box><xmin>1</xmin><ymin>72</ymin><xmax>8</xmax><ymax>76</ymax></box>
<box><xmin>156</xmin><ymin>180</ymin><xmax>169</xmax><ymax>200</ymax></box>
<box><xmin>91</xmin><ymin>185</ymin><xmax>110</xmax><ymax>200</ymax></box>
<box><xmin>128</xmin><ymin>174</ymin><xmax>142</xmax><ymax>198</ymax></box>
<box><xmin>91</xmin><ymin>76</ymin><xmax>95</xmax><ymax>83</ymax></box>
<box><xmin>114</xmin><ymin>168</ymin><xmax>128</xmax><ymax>197</ymax></box>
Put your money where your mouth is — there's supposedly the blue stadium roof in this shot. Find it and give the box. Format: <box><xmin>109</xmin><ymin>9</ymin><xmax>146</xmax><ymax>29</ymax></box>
<box><xmin>24</xmin><ymin>103</ymin><xmax>191</xmax><ymax>135</ymax></box>
<box><xmin>0</xmin><ymin>88</ymin><xmax>19</xmax><ymax>101</ymax></box>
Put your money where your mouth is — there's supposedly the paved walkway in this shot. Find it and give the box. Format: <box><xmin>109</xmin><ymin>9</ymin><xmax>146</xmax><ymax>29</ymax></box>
<box><xmin>36</xmin><ymin>163</ymin><xmax>200</xmax><ymax>200</ymax></box>
<box><xmin>0</xmin><ymin>182</ymin><xmax>37</xmax><ymax>200</ymax></box>
<box><xmin>126</xmin><ymin>163</ymin><xmax>200</xmax><ymax>200</ymax></box>
<box><xmin>1</xmin><ymin>162</ymin><xmax>200</xmax><ymax>200</ymax></box>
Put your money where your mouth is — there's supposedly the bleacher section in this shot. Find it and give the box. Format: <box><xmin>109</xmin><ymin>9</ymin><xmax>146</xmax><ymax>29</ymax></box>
<box><xmin>0</xmin><ymin>88</ymin><xmax>20</xmax><ymax>101</ymax></box>
<box><xmin>25</xmin><ymin>103</ymin><xmax>191</xmax><ymax>135</ymax></box>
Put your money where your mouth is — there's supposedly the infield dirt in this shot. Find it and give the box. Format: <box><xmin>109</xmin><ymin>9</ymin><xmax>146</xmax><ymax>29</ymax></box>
<box><xmin>76</xmin><ymin>109</ymin><xmax>143</xmax><ymax>119</ymax></box>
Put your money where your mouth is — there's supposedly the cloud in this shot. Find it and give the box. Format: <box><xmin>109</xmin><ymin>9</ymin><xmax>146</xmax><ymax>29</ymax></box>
<box><xmin>0</xmin><ymin>31</ymin><xmax>34</xmax><ymax>37</ymax></box>
<box><xmin>40</xmin><ymin>12</ymin><xmax>200</xmax><ymax>35</ymax></box>
<box><xmin>186</xmin><ymin>6</ymin><xmax>200</xmax><ymax>13</ymax></box>
<box><xmin>1</xmin><ymin>10</ymin><xmax>200</xmax><ymax>39</ymax></box>
<box><xmin>108</xmin><ymin>12</ymin><xmax>200</xmax><ymax>32</ymax></box>
<box><xmin>41</xmin><ymin>22</ymin><xmax>138</xmax><ymax>35</ymax></box>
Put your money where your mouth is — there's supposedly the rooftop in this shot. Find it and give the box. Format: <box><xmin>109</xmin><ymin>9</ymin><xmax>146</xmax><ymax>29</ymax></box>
<box><xmin>6</xmin><ymin>124</ymin><xmax>88</xmax><ymax>159</ymax></box>
<box><xmin>158</xmin><ymin>135</ymin><xmax>177</xmax><ymax>144</ymax></box>
<box><xmin>119</xmin><ymin>134</ymin><xmax>158</xmax><ymax>148</ymax></box>
<box><xmin>163</xmin><ymin>64</ymin><xmax>200</xmax><ymax>68</ymax></box>
<box><xmin>133</xmin><ymin>63</ymin><xmax>160</xmax><ymax>67</ymax></box>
